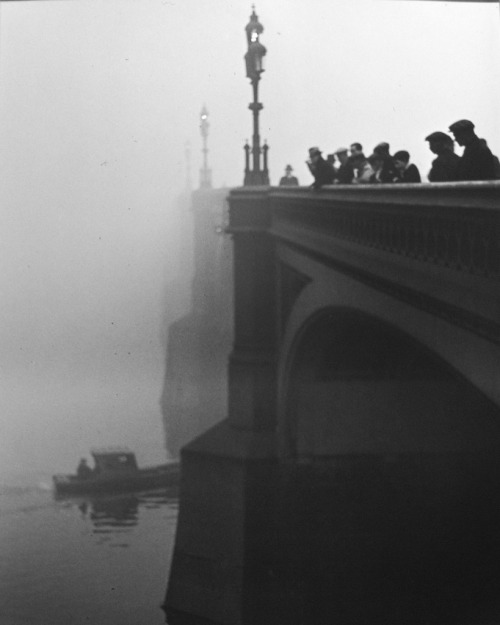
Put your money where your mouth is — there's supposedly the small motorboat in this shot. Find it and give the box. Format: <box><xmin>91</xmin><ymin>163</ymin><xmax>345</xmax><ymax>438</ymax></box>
<box><xmin>53</xmin><ymin>448</ymin><xmax>179</xmax><ymax>496</ymax></box>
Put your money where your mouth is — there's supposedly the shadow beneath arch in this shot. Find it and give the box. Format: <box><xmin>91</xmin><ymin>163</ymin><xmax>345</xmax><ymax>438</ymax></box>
<box><xmin>271</xmin><ymin>308</ymin><xmax>500</xmax><ymax>624</ymax></box>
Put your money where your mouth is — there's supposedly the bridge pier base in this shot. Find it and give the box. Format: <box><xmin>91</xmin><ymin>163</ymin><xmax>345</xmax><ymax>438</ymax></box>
<box><xmin>166</xmin><ymin>437</ymin><xmax>500</xmax><ymax>625</ymax></box>
<box><xmin>164</xmin><ymin>421</ymin><xmax>278</xmax><ymax>625</ymax></box>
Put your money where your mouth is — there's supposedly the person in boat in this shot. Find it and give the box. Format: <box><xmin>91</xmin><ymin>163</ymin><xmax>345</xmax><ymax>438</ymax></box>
<box><xmin>77</xmin><ymin>458</ymin><xmax>93</xmax><ymax>479</ymax></box>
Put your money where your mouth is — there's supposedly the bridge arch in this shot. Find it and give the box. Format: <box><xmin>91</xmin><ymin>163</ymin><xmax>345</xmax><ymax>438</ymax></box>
<box><xmin>274</xmin><ymin>306</ymin><xmax>500</xmax><ymax>621</ymax></box>
<box><xmin>279</xmin><ymin>305</ymin><xmax>500</xmax><ymax>459</ymax></box>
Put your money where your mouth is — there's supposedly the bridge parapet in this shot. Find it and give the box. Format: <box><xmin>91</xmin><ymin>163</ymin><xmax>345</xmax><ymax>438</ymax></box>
<box><xmin>231</xmin><ymin>182</ymin><xmax>500</xmax><ymax>346</ymax></box>
<box><xmin>270</xmin><ymin>182</ymin><xmax>499</xmax><ymax>279</ymax></box>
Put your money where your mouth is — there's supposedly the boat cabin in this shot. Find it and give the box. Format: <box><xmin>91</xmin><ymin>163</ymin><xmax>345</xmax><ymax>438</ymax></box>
<box><xmin>91</xmin><ymin>449</ymin><xmax>139</xmax><ymax>474</ymax></box>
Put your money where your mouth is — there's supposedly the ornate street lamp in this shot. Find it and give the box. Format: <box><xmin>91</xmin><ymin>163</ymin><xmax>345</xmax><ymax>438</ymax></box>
<box><xmin>243</xmin><ymin>5</ymin><xmax>269</xmax><ymax>186</ymax></box>
<box><xmin>199</xmin><ymin>105</ymin><xmax>212</xmax><ymax>189</ymax></box>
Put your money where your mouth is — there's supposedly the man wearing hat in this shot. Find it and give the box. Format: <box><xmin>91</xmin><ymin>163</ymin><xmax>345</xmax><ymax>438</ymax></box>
<box><xmin>425</xmin><ymin>131</ymin><xmax>460</xmax><ymax>182</ymax></box>
<box><xmin>448</xmin><ymin>119</ymin><xmax>496</xmax><ymax>181</ymax></box>
<box><xmin>279</xmin><ymin>164</ymin><xmax>299</xmax><ymax>186</ymax></box>
<box><xmin>306</xmin><ymin>147</ymin><xmax>335</xmax><ymax>189</ymax></box>
<box><xmin>333</xmin><ymin>147</ymin><xmax>354</xmax><ymax>184</ymax></box>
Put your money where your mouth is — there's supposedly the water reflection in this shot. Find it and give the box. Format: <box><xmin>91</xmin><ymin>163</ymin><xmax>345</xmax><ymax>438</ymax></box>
<box><xmin>56</xmin><ymin>487</ymin><xmax>178</xmax><ymax>538</ymax></box>
<box><xmin>1</xmin><ymin>480</ymin><xmax>178</xmax><ymax>625</ymax></box>
<box><xmin>84</xmin><ymin>495</ymin><xmax>139</xmax><ymax>529</ymax></box>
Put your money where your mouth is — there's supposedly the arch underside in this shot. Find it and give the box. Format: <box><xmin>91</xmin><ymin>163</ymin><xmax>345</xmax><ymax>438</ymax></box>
<box><xmin>286</xmin><ymin>308</ymin><xmax>500</xmax><ymax>459</ymax></box>
<box><xmin>272</xmin><ymin>306</ymin><xmax>500</xmax><ymax>624</ymax></box>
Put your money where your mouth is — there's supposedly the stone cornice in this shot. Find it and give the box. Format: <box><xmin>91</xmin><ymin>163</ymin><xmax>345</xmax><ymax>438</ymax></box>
<box><xmin>271</xmin><ymin>181</ymin><xmax>500</xmax><ymax>209</ymax></box>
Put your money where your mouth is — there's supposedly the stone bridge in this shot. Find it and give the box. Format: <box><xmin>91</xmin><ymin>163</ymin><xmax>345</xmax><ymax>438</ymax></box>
<box><xmin>166</xmin><ymin>182</ymin><xmax>500</xmax><ymax>625</ymax></box>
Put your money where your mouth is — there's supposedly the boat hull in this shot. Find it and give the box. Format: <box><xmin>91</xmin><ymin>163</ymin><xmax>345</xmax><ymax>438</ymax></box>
<box><xmin>53</xmin><ymin>463</ymin><xmax>179</xmax><ymax>496</ymax></box>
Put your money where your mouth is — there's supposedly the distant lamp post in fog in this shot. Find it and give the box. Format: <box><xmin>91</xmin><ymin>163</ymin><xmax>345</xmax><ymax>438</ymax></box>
<box><xmin>243</xmin><ymin>5</ymin><xmax>269</xmax><ymax>186</ymax></box>
<box><xmin>199</xmin><ymin>105</ymin><xmax>212</xmax><ymax>189</ymax></box>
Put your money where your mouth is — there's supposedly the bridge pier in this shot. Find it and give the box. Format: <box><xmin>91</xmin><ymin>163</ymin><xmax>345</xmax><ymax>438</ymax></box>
<box><xmin>165</xmin><ymin>184</ymin><xmax>500</xmax><ymax>624</ymax></box>
<box><xmin>164</xmin><ymin>424</ymin><xmax>278</xmax><ymax>625</ymax></box>
<box><xmin>165</xmin><ymin>187</ymin><xmax>281</xmax><ymax>624</ymax></box>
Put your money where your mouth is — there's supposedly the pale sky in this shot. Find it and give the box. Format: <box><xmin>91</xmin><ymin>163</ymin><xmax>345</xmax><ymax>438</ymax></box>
<box><xmin>0</xmin><ymin>0</ymin><xmax>499</xmax><ymax>476</ymax></box>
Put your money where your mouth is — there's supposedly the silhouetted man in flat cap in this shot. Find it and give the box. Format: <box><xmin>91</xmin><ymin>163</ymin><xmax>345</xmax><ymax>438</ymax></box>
<box><xmin>279</xmin><ymin>164</ymin><xmax>299</xmax><ymax>186</ymax></box>
<box><xmin>425</xmin><ymin>131</ymin><xmax>460</xmax><ymax>182</ymax></box>
<box><xmin>306</xmin><ymin>147</ymin><xmax>335</xmax><ymax>189</ymax></box>
<box><xmin>449</xmin><ymin>119</ymin><xmax>496</xmax><ymax>181</ymax></box>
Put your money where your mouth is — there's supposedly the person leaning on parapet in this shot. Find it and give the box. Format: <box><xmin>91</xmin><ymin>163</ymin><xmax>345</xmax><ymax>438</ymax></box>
<box><xmin>425</xmin><ymin>131</ymin><xmax>460</xmax><ymax>182</ymax></box>
<box><xmin>393</xmin><ymin>150</ymin><xmax>421</xmax><ymax>183</ymax></box>
<box><xmin>333</xmin><ymin>147</ymin><xmax>354</xmax><ymax>184</ymax></box>
<box><xmin>371</xmin><ymin>142</ymin><xmax>398</xmax><ymax>183</ymax></box>
<box><xmin>368</xmin><ymin>152</ymin><xmax>385</xmax><ymax>183</ymax></box>
<box><xmin>350</xmin><ymin>142</ymin><xmax>363</xmax><ymax>159</ymax></box>
<box><xmin>306</xmin><ymin>147</ymin><xmax>335</xmax><ymax>189</ymax></box>
<box><xmin>326</xmin><ymin>152</ymin><xmax>336</xmax><ymax>166</ymax></box>
<box><xmin>480</xmin><ymin>139</ymin><xmax>500</xmax><ymax>179</ymax></box>
<box><xmin>449</xmin><ymin>119</ymin><xmax>496</xmax><ymax>181</ymax></box>
<box><xmin>351</xmin><ymin>151</ymin><xmax>375</xmax><ymax>184</ymax></box>
<box><xmin>279</xmin><ymin>164</ymin><xmax>299</xmax><ymax>186</ymax></box>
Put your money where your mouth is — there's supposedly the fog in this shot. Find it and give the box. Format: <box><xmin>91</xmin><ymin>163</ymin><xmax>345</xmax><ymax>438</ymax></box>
<box><xmin>0</xmin><ymin>0</ymin><xmax>498</xmax><ymax>478</ymax></box>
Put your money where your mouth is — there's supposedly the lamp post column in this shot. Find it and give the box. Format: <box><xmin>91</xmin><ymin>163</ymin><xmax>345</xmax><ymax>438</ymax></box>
<box><xmin>250</xmin><ymin>79</ymin><xmax>263</xmax><ymax>177</ymax></box>
<box><xmin>243</xmin><ymin>6</ymin><xmax>269</xmax><ymax>186</ymax></box>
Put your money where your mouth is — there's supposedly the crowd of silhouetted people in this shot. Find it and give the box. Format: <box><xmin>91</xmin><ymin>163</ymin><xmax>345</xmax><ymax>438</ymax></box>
<box><xmin>279</xmin><ymin>119</ymin><xmax>500</xmax><ymax>188</ymax></box>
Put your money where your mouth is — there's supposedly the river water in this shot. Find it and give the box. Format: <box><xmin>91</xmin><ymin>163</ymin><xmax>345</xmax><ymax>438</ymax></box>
<box><xmin>0</xmin><ymin>474</ymin><xmax>178</xmax><ymax>625</ymax></box>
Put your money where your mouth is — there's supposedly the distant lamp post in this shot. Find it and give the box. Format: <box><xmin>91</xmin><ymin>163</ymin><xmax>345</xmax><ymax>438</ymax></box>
<box><xmin>243</xmin><ymin>5</ymin><xmax>269</xmax><ymax>186</ymax></box>
<box><xmin>199</xmin><ymin>105</ymin><xmax>212</xmax><ymax>189</ymax></box>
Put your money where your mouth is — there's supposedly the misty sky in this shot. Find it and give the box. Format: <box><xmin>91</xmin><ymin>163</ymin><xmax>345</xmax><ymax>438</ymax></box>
<box><xmin>0</xmin><ymin>0</ymin><xmax>499</xmax><ymax>477</ymax></box>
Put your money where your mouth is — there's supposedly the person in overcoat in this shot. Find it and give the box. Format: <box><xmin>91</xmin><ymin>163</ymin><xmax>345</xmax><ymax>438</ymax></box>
<box><xmin>279</xmin><ymin>164</ymin><xmax>299</xmax><ymax>186</ymax></box>
<box><xmin>306</xmin><ymin>147</ymin><xmax>335</xmax><ymax>188</ymax></box>
<box><xmin>425</xmin><ymin>131</ymin><xmax>460</xmax><ymax>182</ymax></box>
<box><xmin>449</xmin><ymin>119</ymin><xmax>496</xmax><ymax>181</ymax></box>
